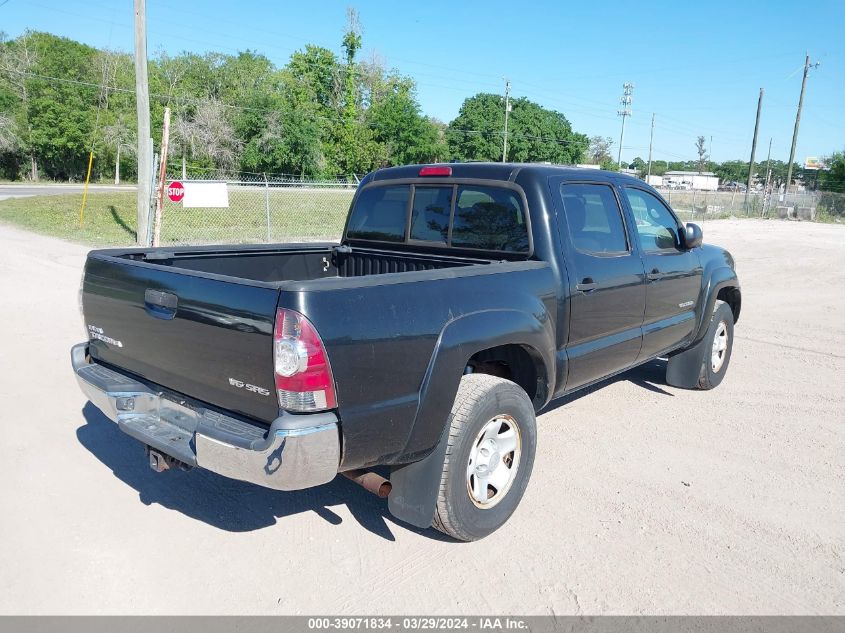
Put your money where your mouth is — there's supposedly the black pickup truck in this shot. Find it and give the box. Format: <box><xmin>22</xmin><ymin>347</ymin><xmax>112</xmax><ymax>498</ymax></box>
<box><xmin>72</xmin><ymin>163</ymin><xmax>741</xmax><ymax>541</ymax></box>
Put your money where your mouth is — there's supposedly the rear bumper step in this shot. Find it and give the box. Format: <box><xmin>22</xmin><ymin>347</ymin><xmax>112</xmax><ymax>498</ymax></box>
<box><xmin>71</xmin><ymin>343</ymin><xmax>340</xmax><ymax>491</ymax></box>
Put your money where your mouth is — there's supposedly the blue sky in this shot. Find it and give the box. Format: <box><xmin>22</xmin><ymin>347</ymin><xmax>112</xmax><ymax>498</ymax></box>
<box><xmin>3</xmin><ymin>0</ymin><xmax>844</xmax><ymax>164</ymax></box>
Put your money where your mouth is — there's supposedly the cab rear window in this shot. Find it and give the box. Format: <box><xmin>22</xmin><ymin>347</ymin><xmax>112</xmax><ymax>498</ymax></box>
<box><xmin>345</xmin><ymin>186</ymin><xmax>407</xmax><ymax>242</ymax></box>
<box><xmin>346</xmin><ymin>183</ymin><xmax>529</xmax><ymax>253</ymax></box>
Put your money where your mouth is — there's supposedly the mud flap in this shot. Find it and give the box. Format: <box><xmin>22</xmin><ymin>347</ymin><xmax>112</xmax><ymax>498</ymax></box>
<box><xmin>666</xmin><ymin>335</ymin><xmax>707</xmax><ymax>388</ymax></box>
<box><xmin>387</xmin><ymin>427</ymin><xmax>449</xmax><ymax>529</ymax></box>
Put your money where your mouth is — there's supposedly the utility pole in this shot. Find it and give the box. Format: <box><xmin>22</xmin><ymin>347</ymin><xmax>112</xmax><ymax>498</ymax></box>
<box><xmin>617</xmin><ymin>83</ymin><xmax>633</xmax><ymax>169</ymax></box>
<box><xmin>502</xmin><ymin>78</ymin><xmax>511</xmax><ymax>163</ymax></box>
<box><xmin>134</xmin><ymin>0</ymin><xmax>152</xmax><ymax>246</ymax></box>
<box><xmin>152</xmin><ymin>107</ymin><xmax>171</xmax><ymax>247</ymax></box>
<box><xmin>646</xmin><ymin>113</ymin><xmax>655</xmax><ymax>180</ymax></box>
<box><xmin>745</xmin><ymin>88</ymin><xmax>764</xmax><ymax>208</ymax></box>
<box><xmin>785</xmin><ymin>54</ymin><xmax>820</xmax><ymax>197</ymax></box>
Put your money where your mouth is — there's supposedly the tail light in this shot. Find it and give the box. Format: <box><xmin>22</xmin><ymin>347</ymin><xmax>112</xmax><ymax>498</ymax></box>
<box><xmin>273</xmin><ymin>308</ymin><xmax>336</xmax><ymax>412</ymax></box>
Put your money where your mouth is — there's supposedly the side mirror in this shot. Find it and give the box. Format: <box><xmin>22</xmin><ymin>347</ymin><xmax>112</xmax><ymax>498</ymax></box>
<box><xmin>684</xmin><ymin>223</ymin><xmax>703</xmax><ymax>249</ymax></box>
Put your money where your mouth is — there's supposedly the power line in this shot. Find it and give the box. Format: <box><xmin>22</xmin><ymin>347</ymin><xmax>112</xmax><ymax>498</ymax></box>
<box><xmin>6</xmin><ymin>69</ymin><xmax>762</xmax><ymax>165</ymax></box>
<box><xmin>10</xmin><ymin>5</ymin><xmax>772</xmax><ymax>158</ymax></box>
<box><xmin>7</xmin><ymin>69</ymin><xmax>595</xmax><ymax>151</ymax></box>
<box><xmin>17</xmin><ymin>2</ymin><xmax>775</xmax><ymax>144</ymax></box>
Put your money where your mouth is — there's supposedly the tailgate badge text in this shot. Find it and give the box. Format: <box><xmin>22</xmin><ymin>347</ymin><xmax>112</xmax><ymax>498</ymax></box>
<box><xmin>228</xmin><ymin>378</ymin><xmax>271</xmax><ymax>397</ymax></box>
<box><xmin>87</xmin><ymin>325</ymin><xmax>124</xmax><ymax>348</ymax></box>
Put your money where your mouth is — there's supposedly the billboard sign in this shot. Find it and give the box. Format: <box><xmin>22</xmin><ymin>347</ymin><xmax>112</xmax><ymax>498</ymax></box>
<box><xmin>804</xmin><ymin>157</ymin><xmax>825</xmax><ymax>170</ymax></box>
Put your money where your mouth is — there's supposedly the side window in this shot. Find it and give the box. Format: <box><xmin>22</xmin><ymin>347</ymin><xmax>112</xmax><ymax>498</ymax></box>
<box><xmin>452</xmin><ymin>186</ymin><xmax>528</xmax><ymax>252</ymax></box>
<box><xmin>346</xmin><ymin>185</ymin><xmax>409</xmax><ymax>242</ymax></box>
<box><xmin>624</xmin><ymin>188</ymin><xmax>682</xmax><ymax>252</ymax></box>
<box><xmin>560</xmin><ymin>183</ymin><xmax>628</xmax><ymax>254</ymax></box>
<box><xmin>410</xmin><ymin>186</ymin><xmax>452</xmax><ymax>243</ymax></box>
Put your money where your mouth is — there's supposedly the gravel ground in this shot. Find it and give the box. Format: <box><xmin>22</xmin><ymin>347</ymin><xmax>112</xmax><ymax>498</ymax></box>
<box><xmin>0</xmin><ymin>219</ymin><xmax>842</xmax><ymax>615</ymax></box>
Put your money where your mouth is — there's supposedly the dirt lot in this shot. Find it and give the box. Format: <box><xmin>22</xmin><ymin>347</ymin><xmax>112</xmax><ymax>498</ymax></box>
<box><xmin>0</xmin><ymin>219</ymin><xmax>843</xmax><ymax>615</ymax></box>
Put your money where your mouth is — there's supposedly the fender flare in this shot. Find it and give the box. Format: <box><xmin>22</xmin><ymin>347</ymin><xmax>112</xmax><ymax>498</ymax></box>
<box><xmin>388</xmin><ymin>309</ymin><xmax>554</xmax><ymax>528</ymax></box>
<box><xmin>667</xmin><ymin>265</ymin><xmax>740</xmax><ymax>389</ymax></box>
<box><xmin>692</xmin><ymin>265</ymin><xmax>740</xmax><ymax>344</ymax></box>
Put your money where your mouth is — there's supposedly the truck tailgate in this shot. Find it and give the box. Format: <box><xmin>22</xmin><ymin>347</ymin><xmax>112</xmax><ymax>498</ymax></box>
<box><xmin>82</xmin><ymin>255</ymin><xmax>280</xmax><ymax>423</ymax></box>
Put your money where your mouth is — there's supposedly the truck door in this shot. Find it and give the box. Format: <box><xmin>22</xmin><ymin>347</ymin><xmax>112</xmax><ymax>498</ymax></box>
<box><xmin>620</xmin><ymin>186</ymin><xmax>703</xmax><ymax>360</ymax></box>
<box><xmin>552</xmin><ymin>180</ymin><xmax>646</xmax><ymax>390</ymax></box>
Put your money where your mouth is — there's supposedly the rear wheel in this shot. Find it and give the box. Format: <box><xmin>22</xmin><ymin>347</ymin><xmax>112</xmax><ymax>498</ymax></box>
<box><xmin>432</xmin><ymin>374</ymin><xmax>536</xmax><ymax>542</ymax></box>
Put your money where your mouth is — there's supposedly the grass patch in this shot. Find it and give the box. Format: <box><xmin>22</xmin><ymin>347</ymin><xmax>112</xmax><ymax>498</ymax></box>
<box><xmin>0</xmin><ymin>187</ymin><xmax>354</xmax><ymax>246</ymax></box>
<box><xmin>0</xmin><ymin>192</ymin><xmax>138</xmax><ymax>246</ymax></box>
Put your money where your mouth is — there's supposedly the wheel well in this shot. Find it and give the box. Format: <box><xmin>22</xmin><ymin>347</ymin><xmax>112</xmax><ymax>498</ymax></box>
<box><xmin>717</xmin><ymin>286</ymin><xmax>741</xmax><ymax>323</ymax></box>
<box><xmin>467</xmin><ymin>344</ymin><xmax>547</xmax><ymax>409</ymax></box>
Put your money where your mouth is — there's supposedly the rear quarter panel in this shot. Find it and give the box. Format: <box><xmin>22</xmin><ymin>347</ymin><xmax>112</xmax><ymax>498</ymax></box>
<box><xmin>283</xmin><ymin>262</ymin><xmax>558</xmax><ymax>469</ymax></box>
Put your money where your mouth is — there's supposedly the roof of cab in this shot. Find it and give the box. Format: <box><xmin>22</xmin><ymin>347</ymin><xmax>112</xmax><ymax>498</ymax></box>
<box><xmin>367</xmin><ymin>162</ymin><xmax>645</xmax><ymax>186</ymax></box>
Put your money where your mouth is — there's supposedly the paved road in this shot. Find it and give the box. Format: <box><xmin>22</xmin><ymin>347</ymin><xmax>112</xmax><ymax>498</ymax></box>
<box><xmin>0</xmin><ymin>220</ymin><xmax>843</xmax><ymax>615</ymax></box>
<box><xmin>0</xmin><ymin>183</ymin><xmax>136</xmax><ymax>200</ymax></box>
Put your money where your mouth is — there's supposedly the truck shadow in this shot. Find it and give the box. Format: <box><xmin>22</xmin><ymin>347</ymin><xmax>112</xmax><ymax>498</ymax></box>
<box><xmin>76</xmin><ymin>403</ymin><xmax>452</xmax><ymax>543</ymax></box>
<box><xmin>75</xmin><ymin>360</ymin><xmax>669</xmax><ymax>542</ymax></box>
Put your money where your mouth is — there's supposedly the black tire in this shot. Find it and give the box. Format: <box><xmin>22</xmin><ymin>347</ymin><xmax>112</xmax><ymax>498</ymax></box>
<box><xmin>432</xmin><ymin>374</ymin><xmax>537</xmax><ymax>542</ymax></box>
<box><xmin>696</xmin><ymin>299</ymin><xmax>735</xmax><ymax>390</ymax></box>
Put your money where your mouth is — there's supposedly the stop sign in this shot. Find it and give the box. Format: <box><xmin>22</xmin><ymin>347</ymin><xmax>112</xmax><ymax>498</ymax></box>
<box><xmin>167</xmin><ymin>181</ymin><xmax>185</xmax><ymax>202</ymax></box>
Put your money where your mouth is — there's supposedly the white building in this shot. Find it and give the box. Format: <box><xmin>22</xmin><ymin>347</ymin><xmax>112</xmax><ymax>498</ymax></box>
<box><xmin>663</xmin><ymin>170</ymin><xmax>719</xmax><ymax>191</ymax></box>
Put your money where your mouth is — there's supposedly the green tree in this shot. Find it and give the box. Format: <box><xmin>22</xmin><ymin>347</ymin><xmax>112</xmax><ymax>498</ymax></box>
<box><xmin>0</xmin><ymin>30</ymin><xmax>40</xmax><ymax>179</ymax></box>
<box><xmin>329</xmin><ymin>8</ymin><xmax>381</xmax><ymax>176</ymax></box>
<box><xmin>447</xmin><ymin>93</ymin><xmax>587</xmax><ymax>164</ymax></box>
<box><xmin>695</xmin><ymin>136</ymin><xmax>708</xmax><ymax>173</ymax></box>
<box><xmin>172</xmin><ymin>98</ymin><xmax>242</xmax><ymax>173</ymax></box>
<box><xmin>629</xmin><ymin>156</ymin><xmax>646</xmax><ymax>175</ymax></box>
<box><xmin>366</xmin><ymin>76</ymin><xmax>445</xmax><ymax>165</ymax></box>
<box><xmin>26</xmin><ymin>32</ymin><xmax>103</xmax><ymax>180</ymax></box>
<box><xmin>648</xmin><ymin>160</ymin><xmax>668</xmax><ymax>176</ymax></box>
<box><xmin>818</xmin><ymin>151</ymin><xmax>845</xmax><ymax>192</ymax></box>
<box><xmin>714</xmin><ymin>160</ymin><xmax>748</xmax><ymax>183</ymax></box>
<box><xmin>341</xmin><ymin>7</ymin><xmax>361</xmax><ymax>124</ymax></box>
<box><xmin>240</xmin><ymin>103</ymin><xmax>323</xmax><ymax>177</ymax></box>
<box><xmin>587</xmin><ymin>135</ymin><xmax>613</xmax><ymax>164</ymax></box>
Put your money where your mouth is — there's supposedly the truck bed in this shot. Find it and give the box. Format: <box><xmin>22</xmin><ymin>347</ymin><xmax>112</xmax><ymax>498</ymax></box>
<box><xmin>112</xmin><ymin>243</ymin><xmax>493</xmax><ymax>284</ymax></box>
<box><xmin>82</xmin><ymin>243</ymin><xmax>511</xmax><ymax>424</ymax></box>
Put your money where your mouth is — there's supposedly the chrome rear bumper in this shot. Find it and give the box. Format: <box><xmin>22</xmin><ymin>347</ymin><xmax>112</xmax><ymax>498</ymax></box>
<box><xmin>71</xmin><ymin>343</ymin><xmax>340</xmax><ymax>491</ymax></box>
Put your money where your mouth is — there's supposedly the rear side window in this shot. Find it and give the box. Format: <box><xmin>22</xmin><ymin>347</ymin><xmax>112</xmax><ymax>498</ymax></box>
<box><xmin>560</xmin><ymin>183</ymin><xmax>628</xmax><ymax>254</ymax></box>
<box><xmin>347</xmin><ymin>183</ymin><xmax>529</xmax><ymax>254</ymax></box>
<box><xmin>452</xmin><ymin>186</ymin><xmax>528</xmax><ymax>252</ymax></box>
<box><xmin>346</xmin><ymin>186</ymin><xmax>408</xmax><ymax>242</ymax></box>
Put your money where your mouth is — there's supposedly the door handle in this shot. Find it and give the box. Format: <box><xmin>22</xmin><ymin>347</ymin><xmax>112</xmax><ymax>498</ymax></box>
<box><xmin>576</xmin><ymin>277</ymin><xmax>598</xmax><ymax>292</ymax></box>
<box><xmin>647</xmin><ymin>269</ymin><xmax>664</xmax><ymax>281</ymax></box>
<box><xmin>144</xmin><ymin>289</ymin><xmax>178</xmax><ymax>320</ymax></box>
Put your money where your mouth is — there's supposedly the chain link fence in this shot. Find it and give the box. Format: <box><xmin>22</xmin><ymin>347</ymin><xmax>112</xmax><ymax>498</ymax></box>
<box><xmin>659</xmin><ymin>188</ymin><xmax>845</xmax><ymax>223</ymax></box>
<box><xmin>154</xmin><ymin>172</ymin><xmax>845</xmax><ymax>246</ymax></box>
<box><xmin>158</xmin><ymin>173</ymin><xmax>357</xmax><ymax>245</ymax></box>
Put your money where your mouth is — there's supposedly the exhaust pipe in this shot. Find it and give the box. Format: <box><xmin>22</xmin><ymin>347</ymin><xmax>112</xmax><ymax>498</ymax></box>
<box><xmin>341</xmin><ymin>469</ymin><xmax>392</xmax><ymax>498</ymax></box>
